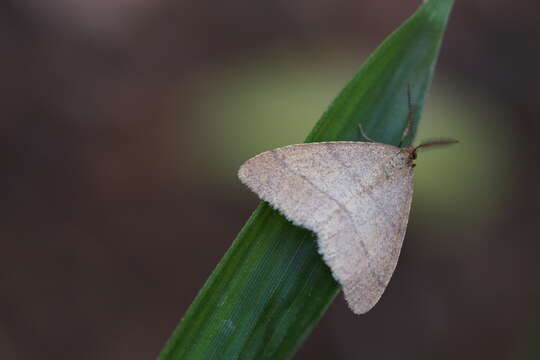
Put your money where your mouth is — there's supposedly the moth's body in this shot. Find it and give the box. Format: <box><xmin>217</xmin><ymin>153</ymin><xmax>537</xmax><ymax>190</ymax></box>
<box><xmin>238</xmin><ymin>141</ymin><xmax>416</xmax><ymax>314</ymax></box>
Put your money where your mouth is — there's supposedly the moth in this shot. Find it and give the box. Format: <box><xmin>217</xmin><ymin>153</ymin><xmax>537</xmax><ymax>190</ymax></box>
<box><xmin>238</xmin><ymin>93</ymin><xmax>456</xmax><ymax>314</ymax></box>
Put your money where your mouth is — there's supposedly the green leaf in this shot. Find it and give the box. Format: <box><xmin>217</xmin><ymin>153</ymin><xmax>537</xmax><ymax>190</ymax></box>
<box><xmin>158</xmin><ymin>0</ymin><xmax>453</xmax><ymax>359</ymax></box>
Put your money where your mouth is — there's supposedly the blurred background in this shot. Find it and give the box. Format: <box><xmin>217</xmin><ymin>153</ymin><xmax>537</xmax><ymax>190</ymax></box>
<box><xmin>1</xmin><ymin>0</ymin><xmax>539</xmax><ymax>359</ymax></box>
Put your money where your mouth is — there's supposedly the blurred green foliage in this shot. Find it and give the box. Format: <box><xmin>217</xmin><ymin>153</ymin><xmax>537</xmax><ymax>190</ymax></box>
<box><xmin>197</xmin><ymin>58</ymin><xmax>513</xmax><ymax>224</ymax></box>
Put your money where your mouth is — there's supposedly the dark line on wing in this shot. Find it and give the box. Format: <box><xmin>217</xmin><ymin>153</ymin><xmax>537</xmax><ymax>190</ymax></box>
<box><xmin>270</xmin><ymin>149</ymin><xmax>386</xmax><ymax>288</ymax></box>
<box><xmin>325</xmin><ymin>143</ymin><xmax>404</xmax><ymax>236</ymax></box>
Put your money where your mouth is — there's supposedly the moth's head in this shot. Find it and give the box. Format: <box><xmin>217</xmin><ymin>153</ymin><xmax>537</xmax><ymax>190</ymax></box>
<box><xmin>402</xmin><ymin>147</ymin><xmax>417</xmax><ymax>167</ymax></box>
<box><xmin>404</xmin><ymin>139</ymin><xmax>459</xmax><ymax>167</ymax></box>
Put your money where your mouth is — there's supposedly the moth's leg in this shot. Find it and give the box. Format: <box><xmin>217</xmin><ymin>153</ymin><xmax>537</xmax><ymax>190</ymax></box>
<box><xmin>358</xmin><ymin>123</ymin><xmax>375</xmax><ymax>142</ymax></box>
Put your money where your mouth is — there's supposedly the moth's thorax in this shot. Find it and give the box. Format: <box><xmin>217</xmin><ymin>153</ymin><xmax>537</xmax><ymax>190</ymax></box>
<box><xmin>385</xmin><ymin>147</ymin><xmax>416</xmax><ymax>171</ymax></box>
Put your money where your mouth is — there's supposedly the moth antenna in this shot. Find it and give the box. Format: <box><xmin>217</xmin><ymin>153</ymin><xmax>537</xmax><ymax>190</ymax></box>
<box><xmin>399</xmin><ymin>84</ymin><xmax>415</xmax><ymax>147</ymax></box>
<box><xmin>358</xmin><ymin>123</ymin><xmax>376</xmax><ymax>142</ymax></box>
<box><xmin>413</xmin><ymin>139</ymin><xmax>459</xmax><ymax>153</ymax></box>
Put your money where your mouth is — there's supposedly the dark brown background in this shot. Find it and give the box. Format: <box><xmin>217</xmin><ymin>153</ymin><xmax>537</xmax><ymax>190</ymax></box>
<box><xmin>2</xmin><ymin>0</ymin><xmax>539</xmax><ymax>359</ymax></box>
